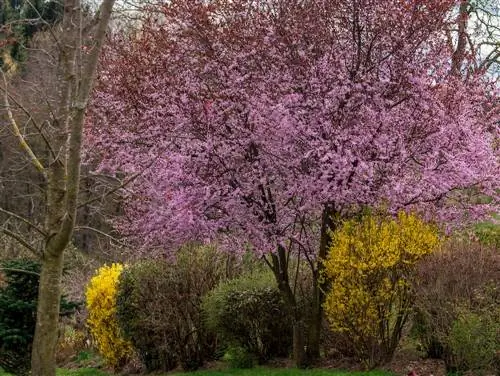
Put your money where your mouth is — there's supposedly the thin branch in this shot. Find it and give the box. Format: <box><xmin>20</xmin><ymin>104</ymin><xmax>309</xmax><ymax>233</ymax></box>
<box><xmin>0</xmin><ymin>83</ymin><xmax>57</xmax><ymax>159</ymax></box>
<box><xmin>0</xmin><ymin>207</ymin><xmax>47</xmax><ymax>236</ymax></box>
<box><xmin>77</xmin><ymin>160</ymin><xmax>154</xmax><ymax>209</ymax></box>
<box><xmin>74</xmin><ymin>226</ymin><xmax>130</xmax><ymax>248</ymax></box>
<box><xmin>0</xmin><ymin>267</ymin><xmax>40</xmax><ymax>277</ymax></box>
<box><xmin>1</xmin><ymin>71</ymin><xmax>47</xmax><ymax>179</ymax></box>
<box><xmin>479</xmin><ymin>49</ymin><xmax>500</xmax><ymax>71</ymax></box>
<box><xmin>1</xmin><ymin>228</ymin><xmax>40</xmax><ymax>256</ymax></box>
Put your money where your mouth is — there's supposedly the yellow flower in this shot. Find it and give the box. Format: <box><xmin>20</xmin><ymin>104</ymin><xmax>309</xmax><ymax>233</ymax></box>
<box><xmin>86</xmin><ymin>264</ymin><xmax>134</xmax><ymax>369</ymax></box>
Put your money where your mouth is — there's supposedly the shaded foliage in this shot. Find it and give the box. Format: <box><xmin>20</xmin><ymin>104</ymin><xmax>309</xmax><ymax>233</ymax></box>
<box><xmin>0</xmin><ymin>259</ymin><xmax>78</xmax><ymax>376</ymax></box>
<box><xmin>203</xmin><ymin>272</ymin><xmax>293</xmax><ymax>363</ymax></box>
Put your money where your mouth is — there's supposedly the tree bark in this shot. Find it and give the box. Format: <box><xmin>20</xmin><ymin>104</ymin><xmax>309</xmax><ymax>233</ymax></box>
<box><xmin>292</xmin><ymin>319</ymin><xmax>306</xmax><ymax>368</ymax></box>
<box><xmin>269</xmin><ymin>246</ymin><xmax>308</xmax><ymax>368</ymax></box>
<box><xmin>28</xmin><ymin>1</ymin><xmax>116</xmax><ymax>375</ymax></box>
<box><xmin>451</xmin><ymin>0</ymin><xmax>469</xmax><ymax>76</ymax></box>
<box><xmin>306</xmin><ymin>205</ymin><xmax>336</xmax><ymax>362</ymax></box>
<box><xmin>30</xmin><ymin>251</ymin><xmax>64</xmax><ymax>376</ymax></box>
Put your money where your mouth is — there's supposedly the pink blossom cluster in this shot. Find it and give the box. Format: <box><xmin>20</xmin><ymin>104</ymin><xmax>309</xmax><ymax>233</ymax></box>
<box><xmin>87</xmin><ymin>0</ymin><xmax>499</xmax><ymax>255</ymax></box>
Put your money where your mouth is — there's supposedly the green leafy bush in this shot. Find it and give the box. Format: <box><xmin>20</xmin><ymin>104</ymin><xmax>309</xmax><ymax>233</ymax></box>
<box><xmin>448</xmin><ymin>310</ymin><xmax>499</xmax><ymax>373</ymax></box>
<box><xmin>116</xmin><ymin>244</ymin><xmax>226</xmax><ymax>372</ymax></box>
<box><xmin>413</xmin><ymin>240</ymin><xmax>499</xmax><ymax>373</ymax></box>
<box><xmin>202</xmin><ymin>271</ymin><xmax>292</xmax><ymax>363</ymax></box>
<box><xmin>474</xmin><ymin>220</ymin><xmax>500</xmax><ymax>248</ymax></box>
<box><xmin>223</xmin><ymin>346</ymin><xmax>255</xmax><ymax>369</ymax></box>
<box><xmin>0</xmin><ymin>259</ymin><xmax>78</xmax><ymax>376</ymax></box>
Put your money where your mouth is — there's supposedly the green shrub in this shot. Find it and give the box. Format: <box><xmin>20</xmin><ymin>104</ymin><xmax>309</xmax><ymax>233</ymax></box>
<box><xmin>116</xmin><ymin>261</ymin><xmax>177</xmax><ymax>372</ymax></box>
<box><xmin>447</xmin><ymin>309</ymin><xmax>499</xmax><ymax>373</ymax></box>
<box><xmin>474</xmin><ymin>220</ymin><xmax>500</xmax><ymax>248</ymax></box>
<box><xmin>0</xmin><ymin>259</ymin><xmax>78</xmax><ymax>376</ymax></box>
<box><xmin>116</xmin><ymin>244</ymin><xmax>226</xmax><ymax>372</ymax></box>
<box><xmin>413</xmin><ymin>240</ymin><xmax>499</xmax><ymax>373</ymax></box>
<box><xmin>223</xmin><ymin>346</ymin><xmax>255</xmax><ymax>369</ymax></box>
<box><xmin>202</xmin><ymin>271</ymin><xmax>292</xmax><ymax>363</ymax></box>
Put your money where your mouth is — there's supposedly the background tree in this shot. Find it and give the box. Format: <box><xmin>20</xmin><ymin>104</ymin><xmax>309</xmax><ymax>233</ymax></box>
<box><xmin>0</xmin><ymin>0</ymin><xmax>63</xmax><ymax>67</ymax></box>
<box><xmin>449</xmin><ymin>0</ymin><xmax>499</xmax><ymax>77</ymax></box>
<box><xmin>88</xmin><ymin>0</ymin><xmax>498</xmax><ymax>366</ymax></box>
<box><xmin>0</xmin><ymin>0</ymin><xmax>116</xmax><ymax>375</ymax></box>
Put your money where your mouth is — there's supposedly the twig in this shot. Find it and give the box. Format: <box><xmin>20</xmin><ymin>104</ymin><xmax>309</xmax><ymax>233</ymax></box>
<box><xmin>74</xmin><ymin>226</ymin><xmax>131</xmax><ymax>248</ymax></box>
<box><xmin>1</xmin><ymin>228</ymin><xmax>40</xmax><ymax>256</ymax></box>
<box><xmin>0</xmin><ymin>267</ymin><xmax>40</xmax><ymax>277</ymax></box>
<box><xmin>0</xmin><ymin>207</ymin><xmax>47</xmax><ymax>236</ymax></box>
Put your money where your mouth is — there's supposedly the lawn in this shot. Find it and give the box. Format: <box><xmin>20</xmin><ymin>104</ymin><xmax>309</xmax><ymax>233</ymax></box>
<box><xmin>170</xmin><ymin>368</ymin><xmax>394</xmax><ymax>376</ymax></box>
<box><xmin>0</xmin><ymin>367</ymin><xmax>394</xmax><ymax>376</ymax></box>
<box><xmin>0</xmin><ymin>369</ymin><xmax>108</xmax><ymax>376</ymax></box>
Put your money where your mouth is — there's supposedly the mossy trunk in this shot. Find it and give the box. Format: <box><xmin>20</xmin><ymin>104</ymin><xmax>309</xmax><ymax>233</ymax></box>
<box><xmin>30</xmin><ymin>251</ymin><xmax>64</xmax><ymax>376</ymax></box>
<box><xmin>28</xmin><ymin>0</ymin><xmax>115</xmax><ymax>373</ymax></box>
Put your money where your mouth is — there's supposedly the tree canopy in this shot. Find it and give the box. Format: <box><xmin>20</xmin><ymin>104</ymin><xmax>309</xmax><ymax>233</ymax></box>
<box><xmin>88</xmin><ymin>0</ymin><xmax>498</xmax><ymax>256</ymax></box>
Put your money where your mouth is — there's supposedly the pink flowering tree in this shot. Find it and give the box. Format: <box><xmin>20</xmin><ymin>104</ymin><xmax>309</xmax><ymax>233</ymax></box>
<box><xmin>87</xmin><ymin>0</ymin><xmax>498</xmax><ymax>365</ymax></box>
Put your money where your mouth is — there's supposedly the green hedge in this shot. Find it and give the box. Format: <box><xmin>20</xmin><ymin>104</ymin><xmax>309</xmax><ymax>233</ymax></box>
<box><xmin>202</xmin><ymin>272</ymin><xmax>292</xmax><ymax>363</ymax></box>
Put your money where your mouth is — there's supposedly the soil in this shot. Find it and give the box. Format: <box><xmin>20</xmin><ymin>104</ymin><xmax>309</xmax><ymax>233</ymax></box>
<box><xmin>315</xmin><ymin>348</ymin><xmax>448</xmax><ymax>376</ymax></box>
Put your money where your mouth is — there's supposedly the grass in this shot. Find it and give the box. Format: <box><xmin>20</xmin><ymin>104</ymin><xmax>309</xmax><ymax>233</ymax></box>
<box><xmin>0</xmin><ymin>367</ymin><xmax>394</xmax><ymax>376</ymax></box>
<box><xmin>0</xmin><ymin>368</ymin><xmax>109</xmax><ymax>376</ymax></box>
<box><xmin>57</xmin><ymin>370</ymin><xmax>110</xmax><ymax>376</ymax></box>
<box><xmin>171</xmin><ymin>368</ymin><xmax>393</xmax><ymax>376</ymax></box>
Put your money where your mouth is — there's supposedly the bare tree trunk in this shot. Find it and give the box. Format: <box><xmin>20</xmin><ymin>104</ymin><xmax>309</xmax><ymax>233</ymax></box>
<box><xmin>28</xmin><ymin>1</ymin><xmax>116</xmax><ymax>375</ymax></box>
<box><xmin>30</xmin><ymin>251</ymin><xmax>64</xmax><ymax>375</ymax></box>
<box><xmin>292</xmin><ymin>319</ymin><xmax>306</xmax><ymax>368</ymax></box>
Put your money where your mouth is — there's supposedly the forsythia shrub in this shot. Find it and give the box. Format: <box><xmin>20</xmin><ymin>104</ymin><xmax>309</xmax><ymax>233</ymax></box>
<box><xmin>86</xmin><ymin>263</ymin><xmax>134</xmax><ymax>369</ymax></box>
<box><xmin>323</xmin><ymin>211</ymin><xmax>440</xmax><ymax>368</ymax></box>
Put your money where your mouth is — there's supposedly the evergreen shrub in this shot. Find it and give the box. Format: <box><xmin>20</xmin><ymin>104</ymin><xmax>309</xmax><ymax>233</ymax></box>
<box><xmin>0</xmin><ymin>259</ymin><xmax>78</xmax><ymax>376</ymax></box>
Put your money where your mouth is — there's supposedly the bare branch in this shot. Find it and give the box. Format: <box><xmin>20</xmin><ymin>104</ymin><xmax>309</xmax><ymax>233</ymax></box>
<box><xmin>1</xmin><ymin>228</ymin><xmax>40</xmax><ymax>256</ymax></box>
<box><xmin>24</xmin><ymin>0</ymin><xmax>62</xmax><ymax>49</ymax></box>
<box><xmin>0</xmin><ymin>267</ymin><xmax>40</xmax><ymax>277</ymax></box>
<box><xmin>74</xmin><ymin>226</ymin><xmax>130</xmax><ymax>248</ymax></box>
<box><xmin>77</xmin><ymin>160</ymin><xmax>154</xmax><ymax>209</ymax></box>
<box><xmin>0</xmin><ymin>84</ymin><xmax>57</xmax><ymax>159</ymax></box>
<box><xmin>1</xmin><ymin>71</ymin><xmax>47</xmax><ymax>179</ymax></box>
<box><xmin>0</xmin><ymin>207</ymin><xmax>47</xmax><ymax>236</ymax></box>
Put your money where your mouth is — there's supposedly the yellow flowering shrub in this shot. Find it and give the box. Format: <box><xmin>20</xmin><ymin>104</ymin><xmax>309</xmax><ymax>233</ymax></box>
<box><xmin>323</xmin><ymin>211</ymin><xmax>440</xmax><ymax>368</ymax></box>
<box><xmin>86</xmin><ymin>264</ymin><xmax>134</xmax><ymax>369</ymax></box>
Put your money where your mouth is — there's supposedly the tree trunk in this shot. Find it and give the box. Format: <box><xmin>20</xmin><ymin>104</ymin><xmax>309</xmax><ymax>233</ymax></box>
<box><xmin>293</xmin><ymin>319</ymin><xmax>306</xmax><ymax>368</ymax></box>
<box><xmin>30</xmin><ymin>250</ymin><xmax>64</xmax><ymax>376</ymax></box>
<box><xmin>451</xmin><ymin>0</ymin><xmax>469</xmax><ymax>76</ymax></box>
<box><xmin>269</xmin><ymin>246</ymin><xmax>308</xmax><ymax>368</ymax></box>
<box><xmin>306</xmin><ymin>275</ymin><xmax>322</xmax><ymax>361</ymax></box>
<box><xmin>306</xmin><ymin>205</ymin><xmax>336</xmax><ymax>362</ymax></box>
